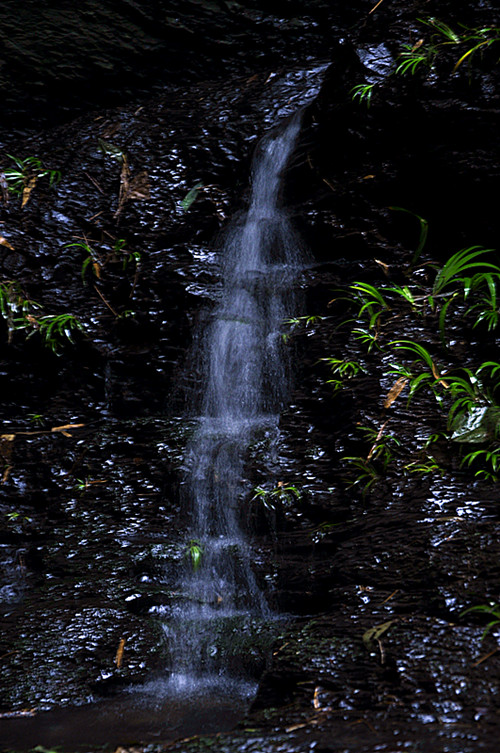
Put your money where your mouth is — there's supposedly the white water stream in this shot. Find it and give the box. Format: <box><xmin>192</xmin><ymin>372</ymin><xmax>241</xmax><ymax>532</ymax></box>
<box><xmin>165</xmin><ymin>112</ymin><xmax>305</xmax><ymax>696</ymax></box>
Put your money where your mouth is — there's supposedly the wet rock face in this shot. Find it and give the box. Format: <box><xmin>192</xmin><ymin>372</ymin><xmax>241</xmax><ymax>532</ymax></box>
<box><xmin>0</xmin><ymin>0</ymin><xmax>336</xmax><ymax>137</ymax></box>
<box><xmin>1</xmin><ymin>0</ymin><xmax>500</xmax><ymax>750</ymax></box>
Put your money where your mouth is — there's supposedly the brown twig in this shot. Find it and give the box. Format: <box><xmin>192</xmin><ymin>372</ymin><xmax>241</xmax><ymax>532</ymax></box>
<box><xmin>94</xmin><ymin>285</ymin><xmax>119</xmax><ymax>318</ymax></box>
<box><xmin>369</xmin><ymin>0</ymin><xmax>385</xmax><ymax>14</ymax></box>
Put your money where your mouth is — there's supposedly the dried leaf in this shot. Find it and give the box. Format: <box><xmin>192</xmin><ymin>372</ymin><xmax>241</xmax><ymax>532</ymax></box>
<box><xmin>384</xmin><ymin>377</ymin><xmax>409</xmax><ymax>408</ymax></box>
<box><xmin>115</xmin><ymin>638</ymin><xmax>126</xmax><ymax>668</ymax></box>
<box><xmin>114</xmin><ymin>157</ymin><xmax>130</xmax><ymax>218</ymax></box>
<box><xmin>0</xmin><ymin>235</ymin><xmax>14</xmax><ymax>250</ymax></box>
<box><xmin>127</xmin><ymin>171</ymin><xmax>150</xmax><ymax>201</ymax></box>
<box><xmin>374</xmin><ymin>258</ymin><xmax>389</xmax><ymax>274</ymax></box>
<box><xmin>0</xmin><ymin>172</ymin><xmax>9</xmax><ymax>203</ymax></box>
<box><xmin>313</xmin><ymin>686</ymin><xmax>321</xmax><ymax>709</ymax></box>
<box><xmin>21</xmin><ymin>176</ymin><xmax>37</xmax><ymax>208</ymax></box>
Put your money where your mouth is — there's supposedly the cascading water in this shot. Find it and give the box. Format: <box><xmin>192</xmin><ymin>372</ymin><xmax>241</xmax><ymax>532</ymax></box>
<box><xmin>166</xmin><ymin>111</ymin><xmax>305</xmax><ymax>696</ymax></box>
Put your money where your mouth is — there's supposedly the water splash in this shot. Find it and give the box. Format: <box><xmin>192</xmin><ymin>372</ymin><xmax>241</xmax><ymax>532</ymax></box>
<box><xmin>166</xmin><ymin>111</ymin><xmax>305</xmax><ymax>695</ymax></box>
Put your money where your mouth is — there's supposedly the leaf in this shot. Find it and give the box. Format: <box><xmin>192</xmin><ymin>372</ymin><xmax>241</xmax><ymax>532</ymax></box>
<box><xmin>98</xmin><ymin>139</ymin><xmax>126</xmax><ymax>162</ymax></box>
<box><xmin>180</xmin><ymin>182</ymin><xmax>204</xmax><ymax>211</ymax></box>
<box><xmin>384</xmin><ymin>377</ymin><xmax>408</xmax><ymax>408</ymax></box>
<box><xmin>115</xmin><ymin>638</ymin><xmax>126</xmax><ymax>668</ymax></box>
<box><xmin>0</xmin><ymin>235</ymin><xmax>14</xmax><ymax>250</ymax></box>
<box><xmin>127</xmin><ymin>171</ymin><xmax>150</xmax><ymax>200</ymax></box>
<box><xmin>451</xmin><ymin>406</ymin><xmax>500</xmax><ymax>443</ymax></box>
<box><xmin>362</xmin><ymin>620</ymin><xmax>397</xmax><ymax>652</ymax></box>
<box><xmin>21</xmin><ymin>176</ymin><xmax>37</xmax><ymax>208</ymax></box>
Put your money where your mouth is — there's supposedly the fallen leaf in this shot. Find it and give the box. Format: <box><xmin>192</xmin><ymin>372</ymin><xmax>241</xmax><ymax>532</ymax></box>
<box><xmin>21</xmin><ymin>176</ymin><xmax>37</xmax><ymax>208</ymax></box>
<box><xmin>384</xmin><ymin>377</ymin><xmax>409</xmax><ymax>408</ymax></box>
<box><xmin>374</xmin><ymin>258</ymin><xmax>389</xmax><ymax>274</ymax></box>
<box><xmin>115</xmin><ymin>638</ymin><xmax>126</xmax><ymax>668</ymax></box>
<box><xmin>0</xmin><ymin>172</ymin><xmax>9</xmax><ymax>203</ymax></box>
<box><xmin>313</xmin><ymin>686</ymin><xmax>321</xmax><ymax>709</ymax></box>
<box><xmin>0</xmin><ymin>235</ymin><xmax>14</xmax><ymax>250</ymax></box>
<box><xmin>126</xmin><ymin>171</ymin><xmax>150</xmax><ymax>201</ymax></box>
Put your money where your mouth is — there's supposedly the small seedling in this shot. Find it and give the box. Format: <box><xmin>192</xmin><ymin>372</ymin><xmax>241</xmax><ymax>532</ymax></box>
<box><xmin>3</xmin><ymin>155</ymin><xmax>61</xmax><ymax>195</ymax></box>
<box><xmin>187</xmin><ymin>540</ymin><xmax>203</xmax><ymax>572</ymax></box>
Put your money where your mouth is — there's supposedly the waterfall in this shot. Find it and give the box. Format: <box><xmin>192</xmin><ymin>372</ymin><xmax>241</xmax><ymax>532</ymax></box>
<box><xmin>166</xmin><ymin>111</ymin><xmax>305</xmax><ymax>696</ymax></box>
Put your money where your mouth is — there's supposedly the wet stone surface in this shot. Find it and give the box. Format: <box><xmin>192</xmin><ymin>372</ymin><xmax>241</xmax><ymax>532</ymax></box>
<box><xmin>1</xmin><ymin>0</ymin><xmax>500</xmax><ymax>751</ymax></box>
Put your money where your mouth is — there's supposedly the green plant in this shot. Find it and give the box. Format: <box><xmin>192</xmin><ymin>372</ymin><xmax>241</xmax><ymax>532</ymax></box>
<box><xmin>388</xmin><ymin>340</ymin><xmax>446</xmax><ymax>404</ymax></box>
<box><xmin>431</xmin><ymin>246</ymin><xmax>498</xmax><ymax>300</ymax></box>
<box><xmin>466</xmin><ymin>273</ymin><xmax>500</xmax><ymax>332</ymax></box>
<box><xmin>395</xmin><ymin>40</ymin><xmax>436</xmax><ymax>75</ymax></box>
<box><xmin>403</xmin><ymin>456</ymin><xmax>444</xmax><ymax>476</ymax></box>
<box><xmin>388</xmin><ymin>207</ymin><xmax>429</xmax><ymax>266</ymax></box>
<box><xmin>187</xmin><ymin>540</ymin><xmax>203</xmax><ymax>572</ymax></box>
<box><xmin>28</xmin><ymin>413</ymin><xmax>45</xmax><ymax>426</ymax></box>
<box><xmin>350</xmin><ymin>83</ymin><xmax>377</xmax><ymax>108</ymax></box>
<box><xmin>284</xmin><ymin>315</ymin><xmax>328</xmax><ymax>343</ymax></box>
<box><xmin>396</xmin><ymin>18</ymin><xmax>500</xmax><ymax>77</ymax></box>
<box><xmin>3</xmin><ymin>154</ymin><xmax>61</xmax><ymax>196</ymax></box>
<box><xmin>422</xmin><ymin>17</ymin><xmax>500</xmax><ymax>72</ymax></box>
<box><xmin>351</xmin><ymin>326</ymin><xmax>381</xmax><ymax>353</ymax></box>
<box><xmin>322</xmin><ymin>357</ymin><xmax>366</xmax><ymax>391</ymax></box>
<box><xmin>251</xmin><ymin>483</ymin><xmax>301</xmax><ymax>510</ymax></box>
<box><xmin>13</xmin><ymin>311</ymin><xmax>83</xmax><ymax>353</ymax></box>
<box><xmin>349</xmin><ymin>282</ymin><xmax>391</xmax><ymax>325</ymax></box>
<box><xmin>357</xmin><ymin>423</ymin><xmax>401</xmax><ymax>465</ymax></box>
<box><xmin>461</xmin><ymin>602</ymin><xmax>500</xmax><ymax>640</ymax></box>
<box><xmin>30</xmin><ymin>314</ymin><xmax>83</xmax><ymax>354</ymax></box>
<box><xmin>461</xmin><ymin>447</ymin><xmax>500</xmax><ymax>482</ymax></box>
<box><xmin>342</xmin><ymin>456</ymin><xmax>381</xmax><ymax>495</ymax></box>
<box><xmin>65</xmin><ymin>240</ymin><xmax>103</xmax><ymax>282</ymax></box>
<box><xmin>66</xmin><ymin>237</ymin><xmax>141</xmax><ymax>284</ymax></box>
<box><xmin>6</xmin><ymin>511</ymin><xmax>32</xmax><ymax>524</ymax></box>
<box><xmin>0</xmin><ymin>280</ymin><xmax>40</xmax><ymax>342</ymax></box>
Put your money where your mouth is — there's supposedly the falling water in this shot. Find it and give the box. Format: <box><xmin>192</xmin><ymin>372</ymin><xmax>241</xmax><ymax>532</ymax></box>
<box><xmin>165</xmin><ymin>111</ymin><xmax>305</xmax><ymax>698</ymax></box>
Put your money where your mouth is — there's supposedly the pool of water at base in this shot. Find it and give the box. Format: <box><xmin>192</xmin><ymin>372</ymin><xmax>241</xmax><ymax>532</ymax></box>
<box><xmin>0</xmin><ymin>674</ymin><xmax>257</xmax><ymax>751</ymax></box>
